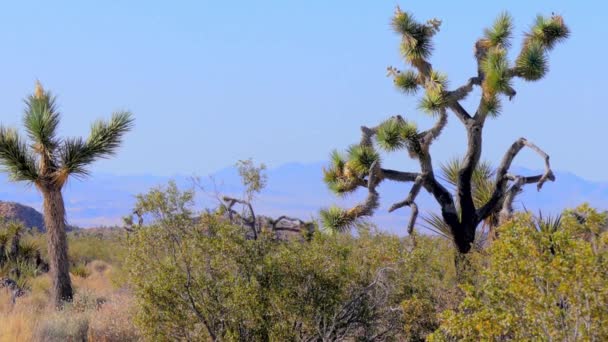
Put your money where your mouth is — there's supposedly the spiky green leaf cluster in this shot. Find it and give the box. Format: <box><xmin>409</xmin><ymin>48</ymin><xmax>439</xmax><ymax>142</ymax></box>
<box><xmin>419</xmin><ymin>90</ymin><xmax>446</xmax><ymax>115</ymax></box>
<box><xmin>528</xmin><ymin>15</ymin><xmax>570</xmax><ymax>50</ymax></box>
<box><xmin>440</xmin><ymin>159</ymin><xmax>495</xmax><ymax>209</ymax></box>
<box><xmin>482</xmin><ymin>47</ymin><xmax>512</xmax><ymax>95</ymax></box>
<box><xmin>480</xmin><ymin>95</ymin><xmax>502</xmax><ymax>118</ymax></box>
<box><xmin>0</xmin><ymin>127</ymin><xmax>38</xmax><ymax>182</ymax></box>
<box><xmin>375</xmin><ymin>118</ymin><xmax>418</xmax><ymax>152</ymax></box>
<box><xmin>392</xmin><ymin>10</ymin><xmax>434</xmax><ymax>62</ymax></box>
<box><xmin>323</xmin><ymin>150</ymin><xmax>360</xmax><ymax>195</ymax></box>
<box><xmin>59</xmin><ymin>111</ymin><xmax>134</xmax><ymax>178</ymax></box>
<box><xmin>0</xmin><ymin>83</ymin><xmax>135</xmax><ymax>189</ymax></box>
<box><xmin>346</xmin><ymin>144</ymin><xmax>380</xmax><ymax>176</ymax></box>
<box><xmin>516</xmin><ymin>41</ymin><xmax>548</xmax><ymax>81</ymax></box>
<box><xmin>393</xmin><ymin>70</ymin><xmax>419</xmax><ymax>94</ymax></box>
<box><xmin>484</xmin><ymin>12</ymin><xmax>513</xmax><ymax>48</ymax></box>
<box><xmin>320</xmin><ymin>206</ymin><xmax>357</xmax><ymax>233</ymax></box>
<box><xmin>23</xmin><ymin>91</ymin><xmax>60</xmax><ymax>152</ymax></box>
<box><xmin>428</xmin><ymin>70</ymin><xmax>448</xmax><ymax>92</ymax></box>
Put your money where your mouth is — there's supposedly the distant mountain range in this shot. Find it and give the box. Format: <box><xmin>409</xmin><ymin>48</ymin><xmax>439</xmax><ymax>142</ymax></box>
<box><xmin>0</xmin><ymin>162</ymin><xmax>606</xmax><ymax>235</ymax></box>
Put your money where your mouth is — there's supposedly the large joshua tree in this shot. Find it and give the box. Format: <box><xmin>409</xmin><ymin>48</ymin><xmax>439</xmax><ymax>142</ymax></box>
<box><xmin>0</xmin><ymin>82</ymin><xmax>133</xmax><ymax>306</ymax></box>
<box><xmin>321</xmin><ymin>9</ymin><xmax>569</xmax><ymax>253</ymax></box>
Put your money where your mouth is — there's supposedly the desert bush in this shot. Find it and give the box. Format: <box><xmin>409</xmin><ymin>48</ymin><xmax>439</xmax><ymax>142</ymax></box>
<box><xmin>35</xmin><ymin>312</ymin><xmax>90</xmax><ymax>342</ymax></box>
<box><xmin>126</xmin><ymin>182</ymin><xmax>459</xmax><ymax>341</ymax></box>
<box><xmin>429</xmin><ymin>205</ymin><xmax>608</xmax><ymax>341</ymax></box>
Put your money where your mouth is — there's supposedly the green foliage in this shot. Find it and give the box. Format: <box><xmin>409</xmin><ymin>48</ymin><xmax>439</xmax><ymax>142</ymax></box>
<box><xmin>419</xmin><ymin>90</ymin><xmax>446</xmax><ymax>115</ymax></box>
<box><xmin>0</xmin><ymin>127</ymin><xmax>38</xmax><ymax>182</ymax></box>
<box><xmin>481</xmin><ymin>47</ymin><xmax>512</xmax><ymax>95</ymax></box>
<box><xmin>319</xmin><ymin>206</ymin><xmax>356</xmax><ymax>233</ymax></box>
<box><xmin>428</xmin><ymin>70</ymin><xmax>448</xmax><ymax>92</ymax></box>
<box><xmin>60</xmin><ymin>111</ymin><xmax>134</xmax><ymax>179</ymax></box>
<box><xmin>125</xmin><ymin>182</ymin><xmax>462</xmax><ymax>341</ymax></box>
<box><xmin>484</xmin><ymin>12</ymin><xmax>513</xmax><ymax>48</ymax></box>
<box><xmin>528</xmin><ymin>14</ymin><xmax>570</xmax><ymax>50</ymax></box>
<box><xmin>346</xmin><ymin>144</ymin><xmax>380</xmax><ymax>176</ymax></box>
<box><xmin>516</xmin><ymin>41</ymin><xmax>548</xmax><ymax>81</ymax></box>
<box><xmin>431</xmin><ymin>206</ymin><xmax>608</xmax><ymax>341</ymax></box>
<box><xmin>392</xmin><ymin>9</ymin><xmax>434</xmax><ymax>62</ymax></box>
<box><xmin>235</xmin><ymin>158</ymin><xmax>267</xmax><ymax>201</ymax></box>
<box><xmin>23</xmin><ymin>86</ymin><xmax>60</xmax><ymax>151</ymax></box>
<box><xmin>394</xmin><ymin>70</ymin><xmax>419</xmax><ymax>94</ymax></box>
<box><xmin>376</xmin><ymin>117</ymin><xmax>418</xmax><ymax>152</ymax></box>
<box><xmin>0</xmin><ymin>82</ymin><xmax>134</xmax><ymax>187</ymax></box>
<box><xmin>0</xmin><ymin>221</ymin><xmax>45</xmax><ymax>289</ymax></box>
<box><xmin>323</xmin><ymin>150</ymin><xmax>361</xmax><ymax>195</ymax></box>
<box><xmin>479</xmin><ymin>94</ymin><xmax>502</xmax><ymax>117</ymax></box>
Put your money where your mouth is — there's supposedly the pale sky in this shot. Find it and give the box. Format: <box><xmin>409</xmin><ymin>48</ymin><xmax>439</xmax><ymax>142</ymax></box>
<box><xmin>0</xmin><ymin>1</ymin><xmax>605</xmax><ymax>181</ymax></box>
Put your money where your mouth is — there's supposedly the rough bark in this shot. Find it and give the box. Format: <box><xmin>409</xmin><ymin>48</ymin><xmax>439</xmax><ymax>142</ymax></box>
<box><xmin>42</xmin><ymin>187</ymin><xmax>73</xmax><ymax>307</ymax></box>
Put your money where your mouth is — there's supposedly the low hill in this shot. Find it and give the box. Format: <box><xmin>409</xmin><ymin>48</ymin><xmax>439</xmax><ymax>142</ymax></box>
<box><xmin>0</xmin><ymin>201</ymin><xmax>45</xmax><ymax>232</ymax></box>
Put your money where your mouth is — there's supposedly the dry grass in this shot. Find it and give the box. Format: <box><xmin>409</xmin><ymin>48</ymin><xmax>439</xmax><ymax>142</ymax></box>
<box><xmin>0</xmin><ymin>260</ymin><xmax>140</xmax><ymax>342</ymax></box>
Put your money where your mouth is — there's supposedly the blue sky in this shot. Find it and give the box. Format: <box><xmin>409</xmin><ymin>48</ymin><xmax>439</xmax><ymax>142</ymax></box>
<box><xmin>0</xmin><ymin>1</ymin><xmax>606</xmax><ymax>181</ymax></box>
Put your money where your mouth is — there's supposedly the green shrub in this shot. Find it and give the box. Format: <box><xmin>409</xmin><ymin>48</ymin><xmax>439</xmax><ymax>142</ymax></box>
<box><xmin>125</xmin><ymin>182</ymin><xmax>459</xmax><ymax>341</ymax></box>
<box><xmin>430</xmin><ymin>205</ymin><xmax>608</xmax><ymax>341</ymax></box>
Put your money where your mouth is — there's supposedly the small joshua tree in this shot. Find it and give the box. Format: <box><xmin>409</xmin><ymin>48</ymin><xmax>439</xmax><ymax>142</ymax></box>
<box><xmin>0</xmin><ymin>82</ymin><xmax>133</xmax><ymax>307</ymax></box>
<box><xmin>322</xmin><ymin>8</ymin><xmax>569</xmax><ymax>253</ymax></box>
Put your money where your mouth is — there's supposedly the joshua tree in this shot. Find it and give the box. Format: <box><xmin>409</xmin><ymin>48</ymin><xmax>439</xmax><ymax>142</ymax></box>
<box><xmin>0</xmin><ymin>82</ymin><xmax>133</xmax><ymax>306</ymax></box>
<box><xmin>321</xmin><ymin>9</ymin><xmax>569</xmax><ymax>253</ymax></box>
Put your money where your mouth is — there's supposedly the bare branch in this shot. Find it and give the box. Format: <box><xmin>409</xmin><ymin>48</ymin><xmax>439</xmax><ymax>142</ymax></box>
<box><xmin>222</xmin><ymin>196</ymin><xmax>257</xmax><ymax>240</ymax></box>
<box><xmin>421</xmin><ymin>109</ymin><xmax>448</xmax><ymax>147</ymax></box>
<box><xmin>446</xmin><ymin>77</ymin><xmax>481</xmax><ymax>102</ymax></box>
<box><xmin>388</xmin><ymin>175</ymin><xmax>423</xmax><ymax>234</ymax></box>
<box><xmin>478</xmin><ymin>138</ymin><xmax>555</xmax><ymax>222</ymax></box>
<box><xmin>380</xmin><ymin>169</ymin><xmax>420</xmax><ymax>182</ymax></box>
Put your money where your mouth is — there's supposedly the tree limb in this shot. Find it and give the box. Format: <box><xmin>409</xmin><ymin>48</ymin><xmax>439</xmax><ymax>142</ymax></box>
<box><xmin>478</xmin><ymin>138</ymin><xmax>555</xmax><ymax>221</ymax></box>
<box><xmin>388</xmin><ymin>175</ymin><xmax>423</xmax><ymax>234</ymax></box>
<box><xmin>222</xmin><ymin>196</ymin><xmax>257</xmax><ymax>240</ymax></box>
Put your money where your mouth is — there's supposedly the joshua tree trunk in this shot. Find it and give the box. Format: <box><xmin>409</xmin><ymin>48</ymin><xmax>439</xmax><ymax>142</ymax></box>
<box><xmin>42</xmin><ymin>187</ymin><xmax>73</xmax><ymax>306</ymax></box>
<box><xmin>0</xmin><ymin>81</ymin><xmax>133</xmax><ymax>309</ymax></box>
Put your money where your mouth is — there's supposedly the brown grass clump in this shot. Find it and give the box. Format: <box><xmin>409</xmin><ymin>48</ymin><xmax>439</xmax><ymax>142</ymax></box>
<box><xmin>0</xmin><ymin>260</ymin><xmax>140</xmax><ymax>342</ymax></box>
<box><xmin>88</xmin><ymin>292</ymin><xmax>140</xmax><ymax>342</ymax></box>
<box><xmin>0</xmin><ymin>291</ymin><xmax>37</xmax><ymax>342</ymax></box>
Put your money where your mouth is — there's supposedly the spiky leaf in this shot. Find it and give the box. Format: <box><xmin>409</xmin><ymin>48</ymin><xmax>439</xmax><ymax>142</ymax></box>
<box><xmin>346</xmin><ymin>145</ymin><xmax>380</xmax><ymax>176</ymax></box>
<box><xmin>0</xmin><ymin>127</ymin><xmax>38</xmax><ymax>183</ymax></box>
<box><xmin>484</xmin><ymin>12</ymin><xmax>513</xmax><ymax>48</ymax></box>
<box><xmin>528</xmin><ymin>15</ymin><xmax>570</xmax><ymax>50</ymax></box>
<box><xmin>23</xmin><ymin>83</ymin><xmax>60</xmax><ymax>153</ymax></box>
<box><xmin>323</xmin><ymin>150</ymin><xmax>360</xmax><ymax>195</ymax></box>
<box><xmin>58</xmin><ymin>111</ymin><xmax>134</xmax><ymax>180</ymax></box>
<box><xmin>320</xmin><ymin>206</ymin><xmax>357</xmax><ymax>233</ymax></box>
<box><xmin>418</xmin><ymin>90</ymin><xmax>445</xmax><ymax>115</ymax></box>
<box><xmin>480</xmin><ymin>95</ymin><xmax>502</xmax><ymax>118</ymax></box>
<box><xmin>516</xmin><ymin>41</ymin><xmax>548</xmax><ymax>81</ymax></box>
<box><xmin>394</xmin><ymin>70</ymin><xmax>419</xmax><ymax>94</ymax></box>
<box><xmin>393</xmin><ymin>10</ymin><xmax>434</xmax><ymax>62</ymax></box>
<box><xmin>428</xmin><ymin>70</ymin><xmax>448</xmax><ymax>92</ymax></box>
<box><xmin>391</xmin><ymin>9</ymin><xmax>418</xmax><ymax>36</ymax></box>
<box><xmin>482</xmin><ymin>47</ymin><xmax>512</xmax><ymax>95</ymax></box>
<box><xmin>376</xmin><ymin>118</ymin><xmax>416</xmax><ymax>151</ymax></box>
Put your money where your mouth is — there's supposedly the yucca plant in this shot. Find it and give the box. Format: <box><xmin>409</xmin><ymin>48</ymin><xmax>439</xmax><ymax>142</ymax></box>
<box><xmin>0</xmin><ymin>81</ymin><xmax>133</xmax><ymax>307</ymax></box>
<box><xmin>322</xmin><ymin>8</ymin><xmax>568</xmax><ymax>253</ymax></box>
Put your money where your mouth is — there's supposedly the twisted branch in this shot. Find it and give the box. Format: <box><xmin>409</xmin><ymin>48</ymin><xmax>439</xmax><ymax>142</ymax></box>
<box><xmin>478</xmin><ymin>138</ymin><xmax>555</xmax><ymax>222</ymax></box>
